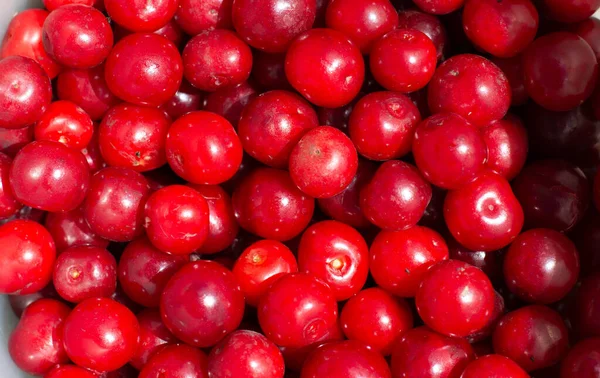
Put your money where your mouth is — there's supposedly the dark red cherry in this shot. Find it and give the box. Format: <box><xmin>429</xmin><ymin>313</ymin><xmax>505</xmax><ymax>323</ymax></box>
<box><xmin>568</xmin><ymin>18</ymin><xmax>600</xmax><ymax>61</ymax></box>
<box><xmin>0</xmin><ymin>126</ymin><xmax>33</xmax><ymax>158</ymax></box>
<box><xmin>0</xmin><ymin>153</ymin><xmax>22</xmax><ymax>220</ymax></box>
<box><xmin>139</xmin><ymin>344</ymin><xmax>209</xmax><ymax>378</ymax></box>
<box><xmin>481</xmin><ymin>115</ymin><xmax>528</xmax><ymax>181</ymax></box>
<box><xmin>104</xmin><ymin>0</ymin><xmax>179</xmax><ymax>32</ymax></box>
<box><xmin>560</xmin><ymin>338</ymin><xmax>600</xmax><ymax>378</ymax></box>
<box><xmin>203</xmin><ymin>81</ymin><xmax>259</xmax><ymax>128</ymax></box>
<box><xmin>159</xmin><ymin>80</ymin><xmax>204</xmax><ymax>121</ymax></box>
<box><xmin>540</xmin><ymin>0</ymin><xmax>600</xmax><ymax>23</ymax></box>
<box><xmin>34</xmin><ymin>100</ymin><xmax>94</xmax><ymax>149</ymax></box>
<box><xmin>44</xmin><ymin>206</ymin><xmax>109</xmax><ymax>253</ymax></box>
<box><xmin>251</xmin><ymin>52</ymin><xmax>291</xmax><ymax>91</ymax></box>
<box><xmin>461</xmin><ymin>354</ymin><xmax>529</xmax><ymax>378</ymax></box>
<box><xmin>570</xmin><ymin>273</ymin><xmax>600</xmax><ymax>338</ymax></box>
<box><xmin>397</xmin><ymin>10</ymin><xmax>449</xmax><ymax>61</ymax></box>
<box><xmin>8</xmin><ymin>283</ymin><xmax>61</xmax><ymax>318</ymax></box>
<box><xmin>130</xmin><ymin>309</ymin><xmax>177</xmax><ymax>371</ymax></box>
<box><xmin>491</xmin><ymin>55</ymin><xmax>529</xmax><ymax>106</ymax></box>
<box><xmin>412</xmin><ymin>0</ymin><xmax>465</xmax><ymax>14</ymax></box>
<box><xmin>572</xmin><ymin>211</ymin><xmax>600</xmax><ymax>277</ymax></box>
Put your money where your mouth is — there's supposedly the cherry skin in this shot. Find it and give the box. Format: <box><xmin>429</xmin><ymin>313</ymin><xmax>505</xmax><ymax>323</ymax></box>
<box><xmin>42</xmin><ymin>5</ymin><xmax>113</xmax><ymax>69</ymax></box>
<box><xmin>104</xmin><ymin>0</ymin><xmax>179</xmax><ymax>32</ymax></box>
<box><xmin>144</xmin><ymin>185</ymin><xmax>210</xmax><ymax>255</ymax></box>
<box><xmin>301</xmin><ymin>341</ymin><xmax>392</xmax><ymax>378</ymax></box>
<box><xmin>524</xmin><ymin>32</ymin><xmax>598</xmax><ymax>112</ymax></box>
<box><xmin>160</xmin><ymin>80</ymin><xmax>204</xmax><ymax>121</ymax></box>
<box><xmin>139</xmin><ymin>344</ymin><xmax>209</xmax><ymax>378</ymax></box>
<box><xmin>360</xmin><ymin>160</ymin><xmax>432</xmax><ymax>231</ymax></box>
<box><xmin>289</xmin><ymin>126</ymin><xmax>358</xmax><ymax>198</ymax></box>
<box><xmin>232</xmin><ymin>239</ymin><xmax>298</xmax><ymax>307</ymax></box>
<box><xmin>390</xmin><ymin>326</ymin><xmax>475</xmax><ymax>378</ymax></box>
<box><xmin>370</xmin><ymin>226</ymin><xmax>449</xmax><ymax>298</ymax></box>
<box><xmin>512</xmin><ymin>159</ymin><xmax>589</xmax><ymax>233</ymax></box>
<box><xmin>44</xmin><ymin>207</ymin><xmax>108</xmax><ymax>253</ymax></box>
<box><xmin>183</xmin><ymin>30</ymin><xmax>253</xmax><ymax>92</ymax></box>
<box><xmin>232</xmin><ymin>0</ymin><xmax>316</xmax><ymax>53</ymax></box>
<box><xmin>570</xmin><ymin>273</ymin><xmax>600</xmax><ymax>338</ymax></box>
<box><xmin>493</xmin><ymin>305</ymin><xmax>569</xmax><ymax>372</ymax></box>
<box><xmin>569</xmin><ymin>18</ymin><xmax>600</xmax><ymax>61</ymax></box>
<box><xmin>370</xmin><ymin>29</ymin><xmax>437</xmax><ymax>93</ymax></box>
<box><xmin>10</xmin><ymin>140</ymin><xmax>90</xmax><ymax>212</ymax></box>
<box><xmin>208</xmin><ymin>330</ymin><xmax>285</xmax><ymax>378</ymax></box>
<box><xmin>232</xmin><ymin>168</ymin><xmax>315</xmax><ymax>241</ymax></box>
<box><xmin>63</xmin><ymin>297</ymin><xmax>140</xmax><ymax>372</ymax></box>
<box><xmin>118</xmin><ymin>236</ymin><xmax>188</xmax><ymax>308</ymax></box>
<box><xmin>34</xmin><ymin>100</ymin><xmax>93</xmax><ymax>150</ymax></box>
<box><xmin>166</xmin><ymin>111</ymin><xmax>243</xmax><ymax>185</ymax></box>
<box><xmin>0</xmin><ymin>126</ymin><xmax>33</xmax><ymax>158</ymax></box>
<box><xmin>174</xmin><ymin>0</ymin><xmax>232</xmax><ymax>35</ymax></box>
<box><xmin>0</xmin><ymin>56</ymin><xmax>52</xmax><ymax>129</ymax></box>
<box><xmin>285</xmin><ymin>28</ymin><xmax>365</xmax><ymax>108</ymax></box>
<box><xmin>491</xmin><ymin>56</ymin><xmax>529</xmax><ymax>106</ymax></box>
<box><xmin>560</xmin><ymin>338</ymin><xmax>600</xmax><ymax>378</ymax></box>
<box><xmin>237</xmin><ymin>90</ymin><xmax>319</xmax><ymax>168</ymax></box>
<box><xmin>98</xmin><ymin>104</ymin><xmax>171</xmax><ymax>172</ymax></box>
<box><xmin>412</xmin><ymin>0</ymin><xmax>464</xmax><ymax>14</ymax></box>
<box><xmin>160</xmin><ymin>261</ymin><xmax>245</xmax><ymax>347</ymax></box>
<box><xmin>130</xmin><ymin>309</ymin><xmax>177</xmax><ymax>371</ymax></box>
<box><xmin>481</xmin><ymin>115</ymin><xmax>528</xmax><ymax>181</ymax></box>
<box><xmin>444</xmin><ymin>170</ymin><xmax>524</xmax><ymax>252</ymax></box>
<box><xmin>0</xmin><ymin>153</ymin><xmax>21</xmax><ymax>220</ymax></box>
<box><xmin>203</xmin><ymin>81</ymin><xmax>259</xmax><ymax>128</ymax></box>
<box><xmin>340</xmin><ymin>288</ymin><xmax>414</xmax><ymax>356</ymax></box>
<box><xmin>447</xmin><ymin>236</ymin><xmax>504</xmax><ymax>284</ymax></box>
<box><xmin>462</xmin><ymin>0</ymin><xmax>539</xmax><ymax>58</ymax></box>
<box><xmin>325</xmin><ymin>0</ymin><xmax>398</xmax><ymax>54</ymax></box>
<box><xmin>317</xmin><ymin>95</ymin><xmax>361</xmax><ymax>133</ymax></box>
<box><xmin>53</xmin><ymin>245</ymin><xmax>117</xmax><ymax>303</ymax></box>
<box><xmin>43</xmin><ymin>0</ymin><xmax>95</xmax><ymax>11</ymax></box>
<box><xmin>0</xmin><ymin>9</ymin><xmax>61</xmax><ymax>79</ymax></box>
<box><xmin>82</xmin><ymin>167</ymin><xmax>151</xmax><ymax>242</ymax></box>
<box><xmin>8</xmin><ymin>283</ymin><xmax>61</xmax><ymax>318</ymax></box>
<box><xmin>105</xmin><ymin>33</ymin><xmax>183</xmax><ymax>107</ymax></box>
<box><xmin>413</xmin><ymin>113</ymin><xmax>487</xmax><ymax>190</ymax></box>
<box><xmin>258</xmin><ymin>272</ymin><xmax>338</xmax><ymax>348</ymax></box>
<box><xmin>251</xmin><ymin>52</ymin><xmax>291</xmax><ymax>91</ymax></box>
<box><xmin>46</xmin><ymin>365</ymin><xmax>97</xmax><ymax>378</ymax></box>
<box><xmin>461</xmin><ymin>354</ymin><xmax>529</xmax><ymax>378</ymax></box>
<box><xmin>397</xmin><ymin>10</ymin><xmax>448</xmax><ymax>61</ymax></box>
<box><xmin>8</xmin><ymin>299</ymin><xmax>70</xmax><ymax>375</ymax></box>
<box><xmin>541</xmin><ymin>0</ymin><xmax>600</xmax><ymax>23</ymax></box>
<box><xmin>348</xmin><ymin>91</ymin><xmax>421</xmax><ymax>161</ymax></box>
<box><xmin>428</xmin><ymin>54</ymin><xmax>511</xmax><ymax>127</ymax></box>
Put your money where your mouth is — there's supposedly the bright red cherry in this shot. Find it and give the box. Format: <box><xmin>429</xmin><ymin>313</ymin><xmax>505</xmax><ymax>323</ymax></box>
<box><xmin>481</xmin><ymin>115</ymin><xmax>528</xmax><ymax>181</ymax></box>
<box><xmin>105</xmin><ymin>33</ymin><xmax>183</xmax><ymax>107</ymax></box>
<box><xmin>98</xmin><ymin>104</ymin><xmax>171</xmax><ymax>172</ymax></box>
<box><xmin>491</xmin><ymin>56</ymin><xmax>529</xmax><ymax>106</ymax></box>
<box><xmin>391</xmin><ymin>327</ymin><xmax>475</xmax><ymax>378</ymax></box>
<box><xmin>524</xmin><ymin>32</ymin><xmax>598</xmax><ymax>112</ymax></box>
<box><xmin>232</xmin><ymin>168</ymin><xmax>315</xmax><ymax>241</ymax></box>
<box><xmin>44</xmin><ymin>207</ymin><xmax>109</xmax><ymax>253</ymax></box>
<box><xmin>130</xmin><ymin>309</ymin><xmax>177</xmax><ymax>371</ymax></box>
<box><xmin>0</xmin><ymin>126</ymin><xmax>33</xmax><ymax>158</ymax></box>
<box><xmin>370</xmin><ymin>226</ymin><xmax>449</xmax><ymax>298</ymax></box>
<box><xmin>258</xmin><ymin>272</ymin><xmax>338</xmax><ymax>347</ymax></box>
<box><xmin>413</xmin><ymin>113</ymin><xmax>487</xmax><ymax>190</ymax></box>
<box><xmin>340</xmin><ymin>288</ymin><xmax>413</xmax><ymax>356</ymax></box>
<box><xmin>0</xmin><ymin>153</ymin><xmax>21</xmax><ymax>220</ymax></box>
<box><xmin>10</xmin><ymin>140</ymin><xmax>90</xmax><ymax>212</ymax></box>
<box><xmin>46</xmin><ymin>365</ymin><xmax>97</xmax><ymax>378</ymax></box>
<box><xmin>160</xmin><ymin>80</ymin><xmax>204</xmax><ymax>121</ymax></box>
<box><xmin>63</xmin><ymin>297</ymin><xmax>140</xmax><ymax>372</ymax></box>
<box><xmin>370</xmin><ymin>29</ymin><xmax>437</xmax><ymax>93</ymax></box>
<box><xmin>82</xmin><ymin>167</ymin><xmax>151</xmax><ymax>242</ymax></box>
<box><xmin>397</xmin><ymin>10</ymin><xmax>448</xmax><ymax>61</ymax></box>
<box><xmin>461</xmin><ymin>354</ymin><xmax>529</xmax><ymax>378</ymax></box>
<box><xmin>444</xmin><ymin>170</ymin><xmax>524</xmax><ymax>252</ymax></box>
<box><xmin>104</xmin><ymin>0</ymin><xmax>179</xmax><ymax>32</ymax></box>
<box><xmin>161</xmin><ymin>261</ymin><xmax>245</xmax><ymax>347</ymax></box>
<box><xmin>166</xmin><ymin>111</ymin><xmax>243</xmax><ymax>185</ymax></box>
<box><xmin>493</xmin><ymin>305</ymin><xmax>569</xmax><ymax>372</ymax></box>
<box><xmin>560</xmin><ymin>338</ymin><xmax>600</xmax><ymax>378</ymax></box>
<box><xmin>232</xmin><ymin>0</ymin><xmax>316</xmax><ymax>53</ymax></box>
<box><xmin>183</xmin><ymin>30</ymin><xmax>253</xmax><ymax>92</ymax></box>
<box><xmin>203</xmin><ymin>81</ymin><xmax>259</xmax><ymax>128</ymax></box>
<box><xmin>285</xmin><ymin>28</ymin><xmax>365</xmax><ymax>108</ymax></box>
<box><xmin>34</xmin><ymin>100</ymin><xmax>93</xmax><ymax>149</ymax></box>
<box><xmin>43</xmin><ymin>0</ymin><xmax>96</xmax><ymax>11</ymax></box>
<box><xmin>238</xmin><ymin>90</ymin><xmax>319</xmax><ymax>168</ymax></box>
<box><xmin>139</xmin><ymin>344</ymin><xmax>209</xmax><ymax>378</ymax></box>
<box><xmin>174</xmin><ymin>0</ymin><xmax>233</xmax><ymax>35</ymax></box>
<box><xmin>232</xmin><ymin>239</ymin><xmax>298</xmax><ymax>307</ymax></box>
<box><xmin>412</xmin><ymin>0</ymin><xmax>464</xmax><ymax>14</ymax></box>
<box><xmin>541</xmin><ymin>0</ymin><xmax>600</xmax><ymax>23</ymax></box>
<box><xmin>289</xmin><ymin>126</ymin><xmax>358</xmax><ymax>198</ymax></box>
<box><xmin>42</xmin><ymin>5</ymin><xmax>113</xmax><ymax>69</ymax></box>
<box><xmin>428</xmin><ymin>54</ymin><xmax>511</xmax><ymax>127</ymax></box>
<box><xmin>0</xmin><ymin>56</ymin><xmax>52</xmax><ymax>129</ymax></box>
<box><xmin>8</xmin><ymin>299</ymin><xmax>70</xmax><ymax>375</ymax></box>
<box><xmin>348</xmin><ymin>91</ymin><xmax>421</xmax><ymax>161</ymax></box>
<box><xmin>360</xmin><ymin>160</ymin><xmax>432</xmax><ymax>231</ymax></box>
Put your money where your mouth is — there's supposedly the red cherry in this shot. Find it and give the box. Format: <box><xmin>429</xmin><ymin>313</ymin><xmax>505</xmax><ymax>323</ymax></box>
<box><xmin>160</xmin><ymin>261</ymin><xmax>245</xmax><ymax>347</ymax></box>
<box><xmin>118</xmin><ymin>236</ymin><xmax>188</xmax><ymax>308</ymax></box>
<box><xmin>203</xmin><ymin>81</ymin><xmax>259</xmax><ymax>128</ymax></box>
<box><xmin>461</xmin><ymin>354</ymin><xmax>529</xmax><ymax>378</ymax></box>
<box><xmin>130</xmin><ymin>309</ymin><xmax>177</xmax><ymax>371</ymax></box>
<box><xmin>8</xmin><ymin>299</ymin><xmax>70</xmax><ymax>375</ymax></box>
<box><xmin>44</xmin><ymin>207</ymin><xmax>108</xmax><ymax>253</ymax></box>
<box><xmin>279</xmin><ymin>327</ymin><xmax>344</xmax><ymax>372</ymax></box>
<box><xmin>251</xmin><ymin>52</ymin><xmax>291</xmax><ymax>91</ymax></box>
<box><xmin>413</xmin><ymin>113</ymin><xmax>487</xmax><ymax>190</ymax></box>
<box><xmin>0</xmin><ymin>153</ymin><xmax>22</xmax><ymax>220</ymax></box>
<box><xmin>444</xmin><ymin>170</ymin><xmax>524</xmax><ymax>251</ymax></box>
<box><xmin>370</xmin><ymin>29</ymin><xmax>437</xmax><ymax>93</ymax></box>
<box><xmin>340</xmin><ymin>288</ymin><xmax>414</xmax><ymax>356</ymax></box>
<box><xmin>63</xmin><ymin>297</ymin><xmax>140</xmax><ymax>372</ymax></box>
<box><xmin>42</xmin><ymin>5</ymin><xmax>113</xmax><ymax>69</ymax></box>
<box><xmin>8</xmin><ymin>283</ymin><xmax>61</xmax><ymax>318</ymax></box>
<box><xmin>360</xmin><ymin>160</ymin><xmax>432</xmax><ymax>231</ymax></box>
<box><xmin>10</xmin><ymin>141</ymin><xmax>90</xmax><ymax>212</ymax></box>
<box><xmin>174</xmin><ymin>0</ymin><xmax>233</xmax><ymax>35</ymax></box>
<box><xmin>104</xmin><ymin>0</ymin><xmax>179</xmax><ymax>32</ymax></box>
<box><xmin>571</xmin><ymin>273</ymin><xmax>600</xmax><ymax>338</ymax></box>
<box><xmin>481</xmin><ymin>115</ymin><xmax>528</xmax><ymax>181</ymax></box>
<box><xmin>105</xmin><ymin>33</ymin><xmax>183</xmax><ymax>107</ymax></box>
<box><xmin>34</xmin><ymin>100</ymin><xmax>93</xmax><ymax>149</ymax></box>
<box><xmin>258</xmin><ymin>272</ymin><xmax>338</xmax><ymax>347</ymax></box>
<box><xmin>560</xmin><ymin>338</ymin><xmax>600</xmax><ymax>378</ymax></box>
<box><xmin>285</xmin><ymin>28</ymin><xmax>365</xmax><ymax>108</ymax></box>
<box><xmin>370</xmin><ymin>226</ymin><xmax>449</xmax><ymax>298</ymax></box>
<box><xmin>397</xmin><ymin>10</ymin><xmax>449</xmax><ymax>61</ymax></box>
<box><xmin>160</xmin><ymin>80</ymin><xmax>204</xmax><ymax>121</ymax></box>
<box><xmin>428</xmin><ymin>54</ymin><xmax>511</xmax><ymax>127</ymax></box>
<box><xmin>493</xmin><ymin>305</ymin><xmax>569</xmax><ymax>372</ymax></box>
<box><xmin>238</xmin><ymin>90</ymin><xmax>319</xmax><ymax>168</ymax></box>
<box><xmin>139</xmin><ymin>344</ymin><xmax>209</xmax><ymax>378</ymax></box>
<box><xmin>348</xmin><ymin>91</ymin><xmax>421</xmax><ymax>161</ymax></box>
<box><xmin>391</xmin><ymin>327</ymin><xmax>475</xmax><ymax>377</ymax></box>
<box><xmin>491</xmin><ymin>55</ymin><xmax>529</xmax><ymax>106</ymax></box>
<box><xmin>82</xmin><ymin>167</ymin><xmax>151</xmax><ymax>242</ymax></box>
<box><xmin>412</xmin><ymin>0</ymin><xmax>464</xmax><ymax>14</ymax></box>
<box><xmin>232</xmin><ymin>239</ymin><xmax>298</xmax><ymax>307</ymax></box>
<box><xmin>43</xmin><ymin>0</ymin><xmax>95</xmax><ymax>11</ymax></box>
<box><xmin>317</xmin><ymin>94</ymin><xmax>362</xmax><ymax>133</ymax></box>
<box><xmin>0</xmin><ymin>56</ymin><xmax>52</xmax><ymax>129</ymax></box>
<box><xmin>465</xmin><ymin>290</ymin><xmax>506</xmax><ymax>343</ymax></box>
<box><xmin>541</xmin><ymin>0</ymin><xmax>600</xmax><ymax>23</ymax></box>
<box><xmin>447</xmin><ymin>236</ymin><xmax>504</xmax><ymax>284</ymax></box>
<box><xmin>232</xmin><ymin>0</ymin><xmax>316</xmax><ymax>53</ymax></box>
<box><xmin>46</xmin><ymin>365</ymin><xmax>97</xmax><ymax>378</ymax></box>
<box><xmin>232</xmin><ymin>168</ymin><xmax>315</xmax><ymax>241</ymax></box>
<box><xmin>569</xmin><ymin>18</ymin><xmax>600</xmax><ymax>61</ymax></box>
<box><xmin>183</xmin><ymin>30</ymin><xmax>253</xmax><ymax>92</ymax></box>
<box><xmin>0</xmin><ymin>126</ymin><xmax>33</xmax><ymax>158</ymax></box>
<box><xmin>166</xmin><ymin>111</ymin><xmax>243</xmax><ymax>185</ymax></box>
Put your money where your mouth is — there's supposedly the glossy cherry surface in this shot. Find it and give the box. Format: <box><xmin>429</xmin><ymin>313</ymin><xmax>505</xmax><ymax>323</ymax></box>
<box><xmin>412</xmin><ymin>0</ymin><xmax>465</xmax><ymax>14</ymax></box>
<box><xmin>569</xmin><ymin>17</ymin><xmax>600</xmax><ymax>61</ymax></box>
<box><xmin>44</xmin><ymin>207</ymin><xmax>108</xmax><ymax>253</ymax></box>
<box><xmin>481</xmin><ymin>115</ymin><xmax>528</xmax><ymax>181</ymax></box>
<box><xmin>461</xmin><ymin>354</ymin><xmax>529</xmax><ymax>378</ymax></box>
<box><xmin>285</xmin><ymin>28</ymin><xmax>364</xmax><ymax>108</ymax></box>
<box><xmin>397</xmin><ymin>10</ymin><xmax>448</xmax><ymax>61</ymax></box>
<box><xmin>203</xmin><ymin>81</ymin><xmax>259</xmax><ymax>128</ymax></box>
<box><xmin>130</xmin><ymin>309</ymin><xmax>177</xmax><ymax>370</ymax></box>
<box><xmin>104</xmin><ymin>0</ymin><xmax>179</xmax><ymax>32</ymax></box>
<box><xmin>139</xmin><ymin>344</ymin><xmax>209</xmax><ymax>378</ymax></box>
<box><xmin>174</xmin><ymin>0</ymin><xmax>232</xmax><ymax>35</ymax></box>
<box><xmin>46</xmin><ymin>365</ymin><xmax>97</xmax><ymax>378</ymax></box>
<box><xmin>360</xmin><ymin>160</ymin><xmax>432</xmax><ymax>231</ymax></box>
<box><xmin>560</xmin><ymin>338</ymin><xmax>600</xmax><ymax>378</ymax></box>
<box><xmin>541</xmin><ymin>0</ymin><xmax>600</xmax><ymax>23</ymax></box>
<box><xmin>34</xmin><ymin>100</ymin><xmax>93</xmax><ymax>149</ymax></box>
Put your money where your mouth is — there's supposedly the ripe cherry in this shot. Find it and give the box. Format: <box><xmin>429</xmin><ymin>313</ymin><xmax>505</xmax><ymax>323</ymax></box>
<box><xmin>174</xmin><ymin>0</ymin><xmax>232</xmax><ymax>34</ymax></box>
<box><xmin>160</xmin><ymin>80</ymin><xmax>204</xmax><ymax>121</ymax></box>
<box><xmin>0</xmin><ymin>153</ymin><xmax>21</xmax><ymax>220</ymax></box>
<box><xmin>8</xmin><ymin>283</ymin><xmax>61</xmax><ymax>318</ymax></box>
<box><xmin>0</xmin><ymin>126</ymin><xmax>33</xmax><ymax>158</ymax></box>
<box><xmin>139</xmin><ymin>344</ymin><xmax>209</xmax><ymax>378</ymax></box>
<box><xmin>46</xmin><ymin>365</ymin><xmax>97</xmax><ymax>378</ymax></box>
<box><xmin>130</xmin><ymin>309</ymin><xmax>177</xmax><ymax>371</ymax></box>
<box><xmin>461</xmin><ymin>354</ymin><xmax>529</xmax><ymax>378</ymax></box>
<box><xmin>447</xmin><ymin>236</ymin><xmax>504</xmax><ymax>284</ymax></box>
<box><xmin>481</xmin><ymin>115</ymin><xmax>528</xmax><ymax>181</ymax></box>
<box><xmin>397</xmin><ymin>10</ymin><xmax>448</xmax><ymax>61</ymax></box>
<box><xmin>560</xmin><ymin>338</ymin><xmax>600</xmax><ymax>378</ymax></box>
<box><xmin>203</xmin><ymin>81</ymin><xmax>259</xmax><ymax>128</ymax></box>
<box><xmin>491</xmin><ymin>56</ymin><xmax>529</xmax><ymax>106</ymax></box>
<box><xmin>104</xmin><ymin>0</ymin><xmax>179</xmax><ymax>32</ymax></box>
<box><xmin>540</xmin><ymin>0</ymin><xmax>600</xmax><ymax>23</ymax></box>
<box><xmin>570</xmin><ymin>273</ymin><xmax>600</xmax><ymax>338</ymax></box>
<box><xmin>34</xmin><ymin>100</ymin><xmax>93</xmax><ymax>149</ymax></box>
<box><xmin>44</xmin><ymin>207</ymin><xmax>109</xmax><ymax>253</ymax></box>
<box><xmin>43</xmin><ymin>0</ymin><xmax>95</xmax><ymax>11</ymax></box>
<box><xmin>569</xmin><ymin>18</ymin><xmax>600</xmax><ymax>60</ymax></box>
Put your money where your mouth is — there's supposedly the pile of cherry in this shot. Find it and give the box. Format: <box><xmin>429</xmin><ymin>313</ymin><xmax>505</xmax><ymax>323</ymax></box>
<box><xmin>2</xmin><ymin>0</ymin><xmax>600</xmax><ymax>377</ymax></box>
